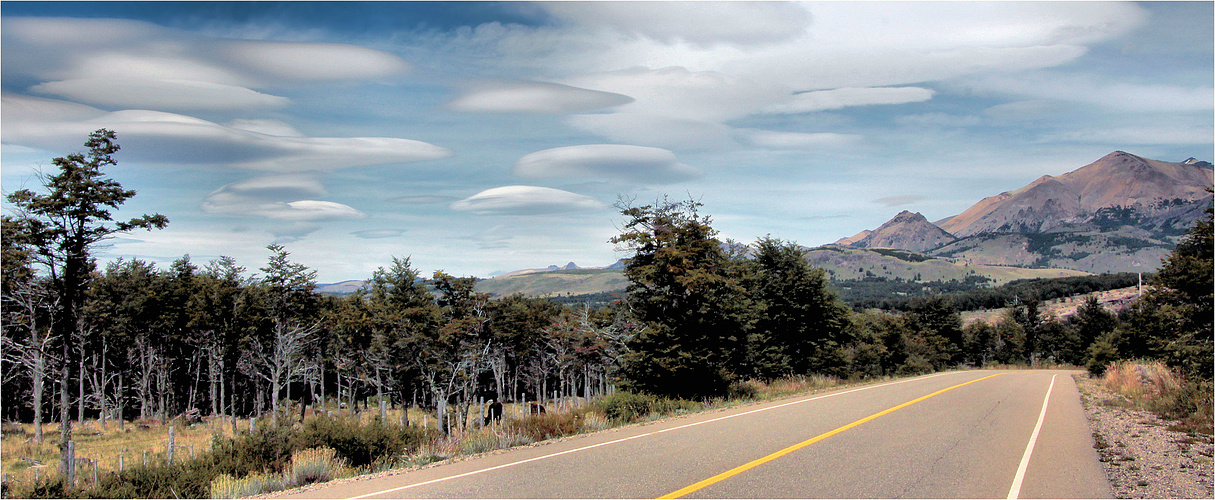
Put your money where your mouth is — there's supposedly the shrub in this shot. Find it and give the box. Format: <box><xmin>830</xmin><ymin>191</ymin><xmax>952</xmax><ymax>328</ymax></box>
<box><xmin>594</xmin><ymin>391</ymin><xmax>701</xmax><ymax>424</ymax></box>
<box><xmin>284</xmin><ymin>447</ymin><xmax>351</xmax><ymax>488</ymax></box>
<box><xmin>596</xmin><ymin>392</ymin><xmax>658</xmax><ymax>423</ymax></box>
<box><xmin>457</xmin><ymin>427</ymin><xmax>533</xmax><ymax>456</ymax></box>
<box><xmin>1100</xmin><ymin>360</ymin><xmax>1214</xmax><ymax>435</ymax></box>
<box><xmin>208</xmin><ymin>472</ymin><xmax>280</xmax><ymax>499</ymax></box>
<box><xmin>510</xmin><ymin>412</ymin><xmax>585</xmax><ymax>441</ymax></box>
<box><xmin>292</xmin><ymin>414</ymin><xmax>425</xmax><ymax>469</ymax></box>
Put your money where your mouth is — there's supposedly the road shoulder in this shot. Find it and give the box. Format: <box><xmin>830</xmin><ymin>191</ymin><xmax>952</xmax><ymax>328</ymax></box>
<box><xmin>1076</xmin><ymin>373</ymin><xmax>1214</xmax><ymax>499</ymax></box>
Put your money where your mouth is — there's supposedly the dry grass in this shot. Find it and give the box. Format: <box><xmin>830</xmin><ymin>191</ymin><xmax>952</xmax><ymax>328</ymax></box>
<box><xmin>0</xmin><ymin>417</ymin><xmax>235</xmax><ymax>488</ymax></box>
<box><xmin>1101</xmin><ymin>360</ymin><xmax>1183</xmax><ymax>405</ymax></box>
<box><xmin>740</xmin><ymin>374</ymin><xmax>845</xmax><ymax>400</ymax></box>
<box><xmin>1099</xmin><ymin>360</ymin><xmax>1213</xmax><ymax>436</ymax></box>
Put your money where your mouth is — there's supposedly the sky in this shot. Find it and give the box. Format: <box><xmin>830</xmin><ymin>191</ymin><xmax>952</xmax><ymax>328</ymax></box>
<box><xmin>2</xmin><ymin>1</ymin><xmax>1212</xmax><ymax>283</ymax></box>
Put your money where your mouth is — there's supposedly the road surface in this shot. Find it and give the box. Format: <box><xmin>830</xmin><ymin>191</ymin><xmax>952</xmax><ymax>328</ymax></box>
<box><xmin>277</xmin><ymin>370</ymin><xmax>1110</xmax><ymax>499</ymax></box>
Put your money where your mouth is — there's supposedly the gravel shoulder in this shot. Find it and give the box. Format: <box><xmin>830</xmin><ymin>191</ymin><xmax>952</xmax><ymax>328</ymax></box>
<box><xmin>1075</xmin><ymin>373</ymin><xmax>1214</xmax><ymax>499</ymax></box>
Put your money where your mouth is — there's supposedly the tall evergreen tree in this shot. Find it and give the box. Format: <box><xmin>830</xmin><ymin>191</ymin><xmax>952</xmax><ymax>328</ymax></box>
<box><xmin>5</xmin><ymin>129</ymin><xmax>167</xmax><ymax>476</ymax></box>
<box><xmin>611</xmin><ymin>197</ymin><xmax>749</xmax><ymax>398</ymax></box>
<box><xmin>748</xmin><ymin>236</ymin><xmax>851</xmax><ymax>379</ymax></box>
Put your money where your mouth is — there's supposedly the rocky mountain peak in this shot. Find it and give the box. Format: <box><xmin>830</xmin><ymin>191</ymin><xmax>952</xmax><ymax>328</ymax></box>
<box><xmin>850</xmin><ymin>210</ymin><xmax>956</xmax><ymax>253</ymax></box>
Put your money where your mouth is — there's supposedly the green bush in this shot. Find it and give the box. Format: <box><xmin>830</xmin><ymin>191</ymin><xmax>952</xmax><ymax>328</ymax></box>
<box><xmin>596</xmin><ymin>392</ymin><xmax>659</xmax><ymax>423</ymax></box>
<box><xmin>292</xmin><ymin>414</ymin><xmax>425</xmax><ymax>469</ymax></box>
<box><xmin>594</xmin><ymin>392</ymin><xmax>701</xmax><ymax>423</ymax></box>
<box><xmin>510</xmin><ymin>411</ymin><xmax>586</xmax><ymax>441</ymax></box>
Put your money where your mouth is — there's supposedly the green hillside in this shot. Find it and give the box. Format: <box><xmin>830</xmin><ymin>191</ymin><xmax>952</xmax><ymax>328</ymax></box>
<box><xmin>805</xmin><ymin>245</ymin><xmax>1089</xmax><ymax>284</ymax></box>
<box><xmin>476</xmin><ymin>268</ymin><xmax>629</xmax><ymax>297</ymax></box>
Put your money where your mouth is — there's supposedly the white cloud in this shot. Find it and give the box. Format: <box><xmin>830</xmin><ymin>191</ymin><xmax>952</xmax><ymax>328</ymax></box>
<box><xmin>513</xmin><ymin>144</ymin><xmax>701</xmax><ymax>183</ymax></box>
<box><xmin>449</xmin><ymin>80</ymin><xmax>633</xmax><ymax>113</ymax></box>
<box><xmin>560</xmin><ymin>66</ymin><xmax>785</xmax><ymax>149</ymax></box>
<box><xmin>352</xmin><ymin>229</ymin><xmax>405</xmax><ymax>239</ymax></box>
<box><xmin>1</xmin><ymin>94</ymin><xmax>452</xmax><ymax>172</ymax></box>
<box><xmin>541</xmin><ymin>2</ymin><xmax>812</xmax><ymax>47</ymax></box>
<box><xmin>763</xmin><ymin>87</ymin><xmax>935</xmax><ymax>114</ymax></box>
<box><xmin>31</xmin><ymin>78</ymin><xmax>290</xmax><ymax>110</ymax></box>
<box><xmin>966</xmin><ymin>73</ymin><xmax>1214</xmax><ymax>113</ymax></box>
<box><xmin>219</xmin><ymin>40</ymin><xmax>410</xmax><ymax>83</ymax></box>
<box><xmin>739</xmin><ymin>130</ymin><xmax>861</xmax><ymax>149</ymax></box>
<box><xmin>202</xmin><ymin>175</ymin><xmax>365</xmax><ymax>236</ymax></box>
<box><xmin>2</xmin><ymin>17</ymin><xmax>409</xmax><ymax>111</ymax></box>
<box><xmin>450</xmin><ymin>185</ymin><xmax>607</xmax><ymax>215</ymax></box>
<box><xmin>224</xmin><ymin>119</ymin><xmax>304</xmax><ymax>137</ymax></box>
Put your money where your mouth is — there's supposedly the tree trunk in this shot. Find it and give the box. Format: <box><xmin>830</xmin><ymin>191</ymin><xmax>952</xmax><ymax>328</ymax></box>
<box><xmin>32</xmin><ymin>342</ymin><xmax>46</xmax><ymax>443</ymax></box>
<box><xmin>77</xmin><ymin>353</ymin><xmax>85</xmax><ymax>424</ymax></box>
<box><xmin>58</xmin><ymin>360</ymin><xmax>71</xmax><ymax>479</ymax></box>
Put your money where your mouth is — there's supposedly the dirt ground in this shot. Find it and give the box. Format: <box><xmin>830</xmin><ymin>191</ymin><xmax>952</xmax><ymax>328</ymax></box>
<box><xmin>1075</xmin><ymin>373</ymin><xmax>1214</xmax><ymax>499</ymax></box>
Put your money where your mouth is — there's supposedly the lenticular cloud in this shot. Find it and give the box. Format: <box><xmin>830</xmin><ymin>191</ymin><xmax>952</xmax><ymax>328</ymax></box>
<box><xmin>513</xmin><ymin>144</ymin><xmax>702</xmax><ymax>184</ymax></box>
<box><xmin>1</xmin><ymin>94</ymin><xmax>452</xmax><ymax>173</ymax></box>
<box><xmin>450</xmin><ymin>186</ymin><xmax>606</xmax><ymax>216</ymax></box>
<box><xmin>449</xmin><ymin>80</ymin><xmax>633</xmax><ymax>114</ymax></box>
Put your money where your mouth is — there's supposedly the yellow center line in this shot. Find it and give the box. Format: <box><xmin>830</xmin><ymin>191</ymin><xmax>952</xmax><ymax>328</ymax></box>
<box><xmin>658</xmin><ymin>372</ymin><xmax>1007</xmax><ymax>499</ymax></box>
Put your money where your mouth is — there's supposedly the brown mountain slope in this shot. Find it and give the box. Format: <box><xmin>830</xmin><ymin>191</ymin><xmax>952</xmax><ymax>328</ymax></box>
<box><xmin>850</xmin><ymin>211</ymin><xmax>956</xmax><ymax>252</ymax></box>
<box><xmin>940</xmin><ymin>151</ymin><xmax>1213</xmax><ymax>238</ymax></box>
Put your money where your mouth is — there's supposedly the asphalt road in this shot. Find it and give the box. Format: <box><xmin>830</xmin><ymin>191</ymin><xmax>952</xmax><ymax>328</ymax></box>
<box><xmin>278</xmin><ymin>370</ymin><xmax>1111</xmax><ymax>499</ymax></box>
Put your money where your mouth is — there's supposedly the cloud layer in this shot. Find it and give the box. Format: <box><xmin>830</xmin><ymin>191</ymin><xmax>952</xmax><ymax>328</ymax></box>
<box><xmin>2</xmin><ymin>94</ymin><xmax>452</xmax><ymax>172</ymax></box>
<box><xmin>449</xmin><ymin>80</ymin><xmax>633</xmax><ymax>113</ymax></box>
<box><xmin>513</xmin><ymin>144</ymin><xmax>701</xmax><ymax>183</ymax></box>
<box><xmin>3</xmin><ymin>17</ymin><xmax>409</xmax><ymax>111</ymax></box>
<box><xmin>450</xmin><ymin>186</ymin><xmax>607</xmax><ymax>216</ymax></box>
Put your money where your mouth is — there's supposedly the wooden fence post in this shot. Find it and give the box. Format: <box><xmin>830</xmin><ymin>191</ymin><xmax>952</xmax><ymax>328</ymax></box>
<box><xmin>167</xmin><ymin>426</ymin><xmax>175</xmax><ymax>465</ymax></box>
<box><xmin>66</xmin><ymin>441</ymin><xmax>75</xmax><ymax>487</ymax></box>
<box><xmin>119</xmin><ymin>454</ymin><xmax>124</xmax><ymax>472</ymax></box>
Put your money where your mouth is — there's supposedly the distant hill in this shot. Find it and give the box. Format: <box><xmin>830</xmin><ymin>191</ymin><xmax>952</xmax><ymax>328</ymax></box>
<box><xmin>475</xmin><ymin>268</ymin><xmax>629</xmax><ymax>298</ymax></box>
<box><xmin>849</xmin><ymin>211</ymin><xmax>956</xmax><ymax>253</ymax></box>
<box><xmin>492</xmin><ymin>259</ymin><xmax>627</xmax><ymax>278</ymax></box>
<box><xmin>316</xmin><ymin>280</ymin><xmax>365</xmax><ymax>296</ymax></box>
<box><xmin>804</xmin><ymin>245</ymin><xmax>1087</xmax><ymax>285</ymax></box>
<box><xmin>841</xmin><ymin>151</ymin><xmax>1212</xmax><ymax>273</ymax></box>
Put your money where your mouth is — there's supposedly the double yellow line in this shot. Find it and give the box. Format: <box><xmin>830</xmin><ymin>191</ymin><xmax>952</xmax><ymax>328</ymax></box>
<box><xmin>659</xmin><ymin>372</ymin><xmax>1006</xmax><ymax>499</ymax></box>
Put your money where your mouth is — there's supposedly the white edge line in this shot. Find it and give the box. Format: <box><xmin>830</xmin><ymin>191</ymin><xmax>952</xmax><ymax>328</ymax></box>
<box><xmin>349</xmin><ymin>371</ymin><xmax>967</xmax><ymax>499</ymax></box>
<box><xmin>1007</xmin><ymin>373</ymin><xmax>1056</xmax><ymax>500</ymax></box>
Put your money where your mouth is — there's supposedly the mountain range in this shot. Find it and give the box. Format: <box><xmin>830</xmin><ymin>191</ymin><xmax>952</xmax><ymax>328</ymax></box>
<box><xmin>836</xmin><ymin>151</ymin><xmax>1213</xmax><ymax>273</ymax></box>
<box><xmin>320</xmin><ymin>151</ymin><xmax>1211</xmax><ymax>297</ymax></box>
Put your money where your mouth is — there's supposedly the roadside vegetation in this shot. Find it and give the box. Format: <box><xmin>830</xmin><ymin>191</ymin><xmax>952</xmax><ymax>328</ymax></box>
<box><xmin>3</xmin><ymin>132</ymin><xmax>1209</xmax><ymax>497</ymax></box>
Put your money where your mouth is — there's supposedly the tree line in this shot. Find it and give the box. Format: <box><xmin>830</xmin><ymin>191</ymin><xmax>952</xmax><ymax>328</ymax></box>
<box><xmin>4</xmin><ymin>131</ymin><xmax>1210</xmax><ymax>470</ymax></box>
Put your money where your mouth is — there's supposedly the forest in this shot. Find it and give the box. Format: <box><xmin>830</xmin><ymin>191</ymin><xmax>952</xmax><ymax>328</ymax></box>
<box><xmin>3</xmin><ymin>131</ymin><xmax>1211</xmax><ymax>497</ymax></box>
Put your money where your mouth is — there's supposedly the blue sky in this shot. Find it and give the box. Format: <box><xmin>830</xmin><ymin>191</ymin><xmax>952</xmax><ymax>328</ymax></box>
<box><xmin>2</xmin><ymin>1</ymin><xmax>1212</xmax><ymax>282</ymax></box>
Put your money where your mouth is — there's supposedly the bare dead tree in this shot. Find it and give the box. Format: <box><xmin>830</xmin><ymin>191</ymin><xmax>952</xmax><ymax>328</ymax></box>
<box><xmin>1</xmin><ymin>278</ymin><xmax>59</xmax><ymax>443</ymax></box>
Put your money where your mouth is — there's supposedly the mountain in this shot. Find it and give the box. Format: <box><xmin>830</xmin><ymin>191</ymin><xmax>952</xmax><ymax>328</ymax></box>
<box><xmin>841</xmin><ymin>152</ymin><xmax>1212</xmax><ymax>273</ymax></box>
<box><xmin>475</xmin><ymin>268</ymin><xmax>629</xmax><ymax>297</ymax></box>
<box><xmin>849</xmin><ymin>211</ymin><xmax>956</xmax><ymax>252</ymax></box>
<box><xmin>834</xmin><ymin>230</ymin><xmax>871</xmax><ymax>246</ymax></box>
<box><xmin>938</xmin><ymin>151</ymin><xmax>1213</xmax><ymax>238</ymax></box>
<box><xmin>316</xmin><ymin>280</ymin><xmax>366</xmax><ymax>296</ymax></box>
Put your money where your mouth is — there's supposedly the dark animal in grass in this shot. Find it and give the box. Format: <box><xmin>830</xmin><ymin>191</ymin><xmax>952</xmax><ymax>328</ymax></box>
<box><xmin>483</xmin><ymin>400</ymin><xmax>503</xmax><ymax>425</ymax></box>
